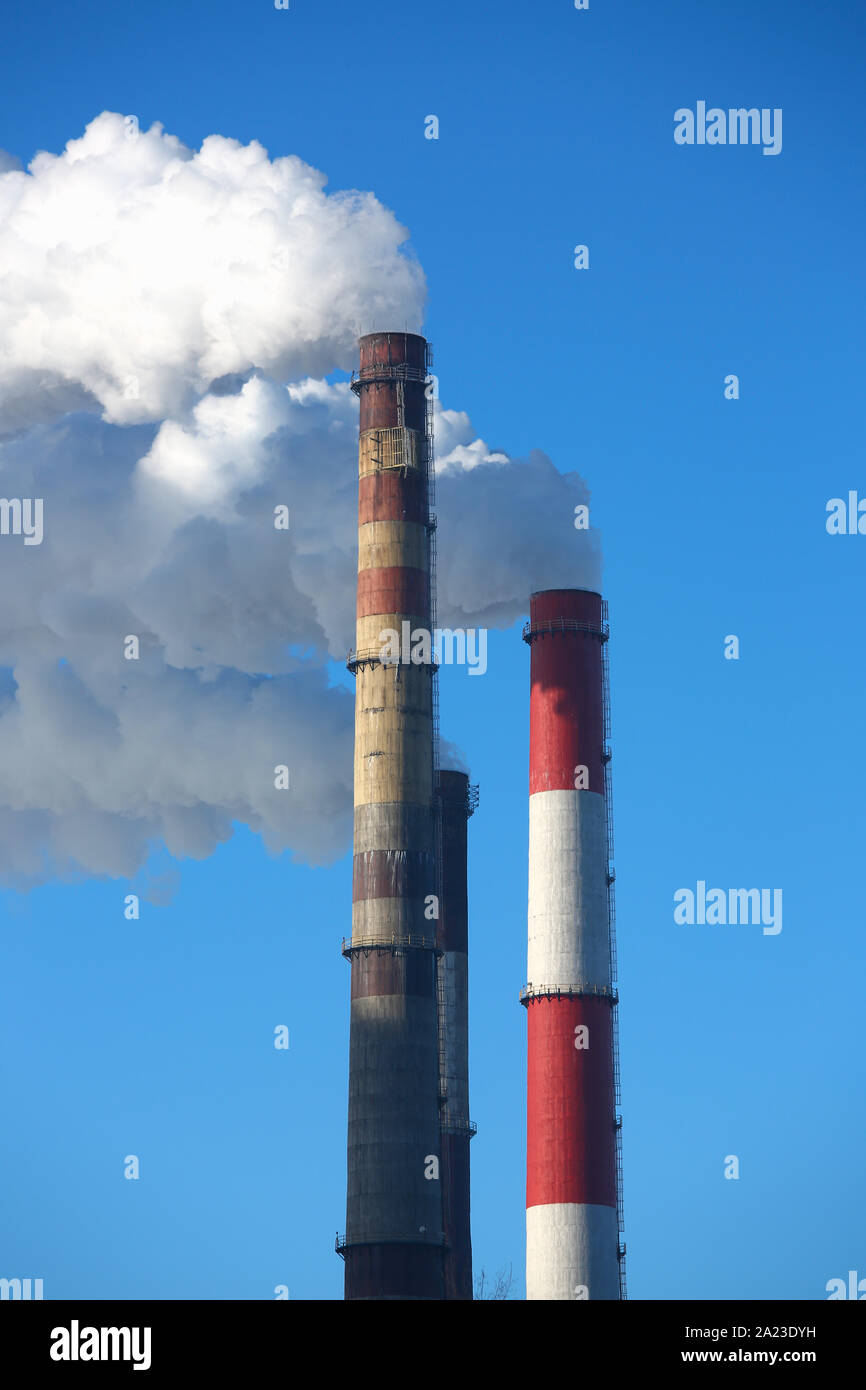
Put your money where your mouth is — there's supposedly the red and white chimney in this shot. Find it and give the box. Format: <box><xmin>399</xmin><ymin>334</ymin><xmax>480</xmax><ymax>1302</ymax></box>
<box><xmin>522</xmin><ymin>589</ymin><xmax>624</xmax><ymax>1300</ymax></box>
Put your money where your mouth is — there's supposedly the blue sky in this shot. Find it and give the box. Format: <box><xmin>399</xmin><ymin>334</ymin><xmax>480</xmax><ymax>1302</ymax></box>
<box><xmin>1</xmin><ymin>0</ymin><xmax>864</xmax><ymax>1299</ymax></box>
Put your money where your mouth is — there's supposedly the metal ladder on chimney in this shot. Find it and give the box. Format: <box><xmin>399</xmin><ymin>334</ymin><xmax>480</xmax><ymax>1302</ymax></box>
<box><xmin>601</xmin><ymin>602</ymin><xmax>627</xmax><ymax>1298</ymax></box>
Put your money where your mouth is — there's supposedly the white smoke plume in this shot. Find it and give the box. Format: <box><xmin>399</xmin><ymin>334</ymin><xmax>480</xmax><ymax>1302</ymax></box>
<box><xmin>0</xmin><ymin>114</ymin><xmax>599</xmax><ymax>889</ymax></box>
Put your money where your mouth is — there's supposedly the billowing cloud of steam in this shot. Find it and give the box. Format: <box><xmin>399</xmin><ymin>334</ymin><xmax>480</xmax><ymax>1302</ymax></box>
<box><xmin>0</xmin><ymin>114</ymin><xmax>599</xmax><ymax>890</ymax></box>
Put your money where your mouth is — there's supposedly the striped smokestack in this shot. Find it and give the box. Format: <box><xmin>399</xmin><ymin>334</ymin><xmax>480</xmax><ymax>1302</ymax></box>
<box><xmin>435</xmin><ymin>768</ymin><xmax>478</xmax><ymax>1301</ymax></box>
<box><xmin>522</xmin><ymin>589</ymin><xmax>625</xmax><ymax>1300</ymax></box>
<box><xmin>341</xmin><ymin>331</ymin><xmax>444</xmax><ymax>1300</ymax></box>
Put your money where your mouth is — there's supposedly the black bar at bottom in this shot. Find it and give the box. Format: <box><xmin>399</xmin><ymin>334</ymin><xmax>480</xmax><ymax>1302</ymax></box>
<box><xmin>1</xmin><ymin>1299</ymin><xmax>858</xmax><ymax>1377</ymax></box>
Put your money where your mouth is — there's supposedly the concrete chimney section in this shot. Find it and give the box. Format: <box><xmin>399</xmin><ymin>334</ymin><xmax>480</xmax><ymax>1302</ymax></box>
<box><xmin>341</xmin><ymin>332</ymin><xmax>444</xmax><ymax>1300</ymax></box>
<box><xmin>435</xmin><ymin>768</ymin><xmax>477</xmax><ymax>1300</ymax></box>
